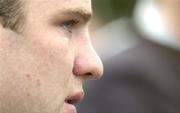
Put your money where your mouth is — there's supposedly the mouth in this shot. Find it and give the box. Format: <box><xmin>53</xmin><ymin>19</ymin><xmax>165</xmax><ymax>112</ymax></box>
<box><xmin>64</xmin><ymin>92</ymin><xmax>84</xmax><ymax>113</ymax></box>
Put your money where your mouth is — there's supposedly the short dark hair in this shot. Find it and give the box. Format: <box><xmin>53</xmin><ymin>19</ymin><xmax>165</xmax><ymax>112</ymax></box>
<box><xmin>0</xmin><ymin>0</ymin><xmax>24</xmax><ymax>32</ymax></box>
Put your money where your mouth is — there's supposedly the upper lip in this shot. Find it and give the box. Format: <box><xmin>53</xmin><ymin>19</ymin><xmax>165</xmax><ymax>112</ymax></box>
<box><xmin>65</xmin><ymin>91</ymin><xmax>84</xmax><ymax>104</ymax></box>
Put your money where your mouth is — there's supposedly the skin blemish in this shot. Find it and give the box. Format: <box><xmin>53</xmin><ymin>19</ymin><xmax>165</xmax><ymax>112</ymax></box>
<box><xmin>26</xmin><ymin>74</ymin><xmax>31</xmax><ymax>78</ymax></box>
<box><xmin>26</xmin><ymin>92</ymin><xmax>30</xmax><ymax>97</ymax></box>
<box><xmin>26</xmin><ymin>74</ymin><xmax>32</xmax><ymax>81</ymax></box>
<box><xmin>36</xmin><ymin>79</ymin><xmax>41</xmax><ymax>87</ymax></box>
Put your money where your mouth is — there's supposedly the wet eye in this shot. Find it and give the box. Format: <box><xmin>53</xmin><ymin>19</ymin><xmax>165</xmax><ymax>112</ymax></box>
<box><xmin>62</xmin><ymin>19</ymin><xmax>79</xmax><ymax>33</ymax></box>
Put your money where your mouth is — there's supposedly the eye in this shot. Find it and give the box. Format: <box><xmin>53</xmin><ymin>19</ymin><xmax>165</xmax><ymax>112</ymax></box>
<box><xmin>62</xmin><ymin>19</ymin><xmax>80</xmax><ymax>33</ymax></box>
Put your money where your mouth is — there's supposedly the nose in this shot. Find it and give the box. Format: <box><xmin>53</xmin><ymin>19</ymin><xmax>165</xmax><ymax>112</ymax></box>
<box><xmin>73</xmin><ymin>39</ymin><xmax>103</xmax><ymax>80</ymax></box>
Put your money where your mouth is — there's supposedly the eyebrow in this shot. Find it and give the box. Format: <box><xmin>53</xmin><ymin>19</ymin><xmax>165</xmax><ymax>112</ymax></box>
<box><xmin>60</xmin><ymin>8</ymin><xmax>92</xmax><ymax>22</ymax></box>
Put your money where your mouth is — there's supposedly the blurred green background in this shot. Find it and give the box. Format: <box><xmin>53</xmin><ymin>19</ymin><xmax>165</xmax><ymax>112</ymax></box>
<box><xmin>89</xmin><ymin>0</ymin><xmax>137</xmax><ymax>31</ymax></box>
<box><xmin>92</xmin><ymin>0</ymin><xmax>137</xmax><ymax>23</ymax></box>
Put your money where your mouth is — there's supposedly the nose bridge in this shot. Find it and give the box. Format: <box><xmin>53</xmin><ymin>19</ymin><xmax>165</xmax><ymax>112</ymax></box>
<box><xmin>73</xmin><ymin>36</ymin><xmax>103</xmax><ymax>80</ymax></box>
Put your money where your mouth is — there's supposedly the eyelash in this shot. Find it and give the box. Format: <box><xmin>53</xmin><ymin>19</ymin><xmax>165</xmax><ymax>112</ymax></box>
<box><xmin>62</xmin><ymin>19</ymin><xmax>80</xmax><ymax>33</ymax></box>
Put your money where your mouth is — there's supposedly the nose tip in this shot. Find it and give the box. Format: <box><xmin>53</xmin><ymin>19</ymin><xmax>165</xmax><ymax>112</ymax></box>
<box><xmin>73</xmin><ymin>52</ymin><xmax>103</xmax><ymax>80</ymax></box>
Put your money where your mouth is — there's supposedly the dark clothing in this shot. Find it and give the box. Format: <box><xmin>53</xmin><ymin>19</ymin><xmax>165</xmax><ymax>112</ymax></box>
<box><xmin>77</xmin><ymin>20</ymin><xmax>180</xmax><ymax>113</ymax></box>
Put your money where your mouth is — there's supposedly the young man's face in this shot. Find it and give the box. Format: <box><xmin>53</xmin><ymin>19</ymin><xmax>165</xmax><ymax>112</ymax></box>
<box><xmin>0</xmin><ymin>0</ymin><xmax>103</xmax><ymax>113</ymax></box>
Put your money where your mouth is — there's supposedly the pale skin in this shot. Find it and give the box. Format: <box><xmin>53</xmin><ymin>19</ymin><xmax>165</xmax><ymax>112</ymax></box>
<box><xmin>0</xmin><ymin>0</ymin><xmax>103</xmax><ymax>113</ymax></box>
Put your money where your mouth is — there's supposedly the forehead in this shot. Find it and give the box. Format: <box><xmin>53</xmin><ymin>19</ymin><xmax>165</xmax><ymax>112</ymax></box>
<box><xmin>24</xmin><ymin>0</ymin><xmax>92</xmax><ymax>13</ymax></box>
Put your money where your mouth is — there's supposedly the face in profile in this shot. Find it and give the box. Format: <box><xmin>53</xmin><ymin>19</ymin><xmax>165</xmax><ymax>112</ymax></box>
<box><xmin>0</xmin><ymin>0</ymin><xmax>103</xmax><ymax>113</ymax></box>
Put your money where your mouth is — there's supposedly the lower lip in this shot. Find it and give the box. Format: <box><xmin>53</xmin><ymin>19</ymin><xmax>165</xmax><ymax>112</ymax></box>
<box><xmin>64</xmin><ymin>103</ymin><xmax>77</xmax><ymax>113</ymax></box>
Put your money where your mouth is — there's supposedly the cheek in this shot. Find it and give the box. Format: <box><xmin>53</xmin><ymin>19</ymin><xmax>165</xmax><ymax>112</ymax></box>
<box><xmin>0</xmin><ymin>32</ymin><xmax>75</xmax><ymax>113</ymax></box>
<box><xmin>28</xmin><ymin>33</ymin><xmax>74</xmax><ymax>107</ymax></box>
<box><xmin>0</xmin><ymin>73</ymin><xmax>68</xmax><ymax>113</ymax></box>
<box><xmin>25</xmin><ymin>29</ymin><xmax>74</xmax><ymax>82</ymax></box>
<box><xmin>26</xmin><ymin>34</ymin><xmax>74</xmax><ymax>97</ymax></box>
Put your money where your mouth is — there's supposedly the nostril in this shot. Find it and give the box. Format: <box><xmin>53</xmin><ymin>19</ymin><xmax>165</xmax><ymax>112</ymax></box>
<box><xmin>85</xmin><ymin>72</ymin><xmax>92</xmax><ymax>76</ymax></box>
<box><xmin>84</xmin><ymin>72</ymin><xmax>94</xmax><ymax>79</ymax></box>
